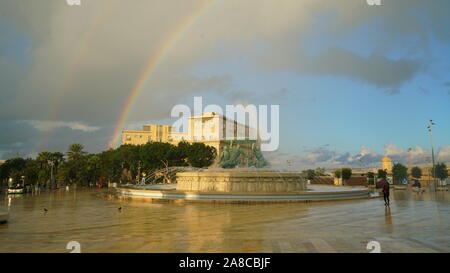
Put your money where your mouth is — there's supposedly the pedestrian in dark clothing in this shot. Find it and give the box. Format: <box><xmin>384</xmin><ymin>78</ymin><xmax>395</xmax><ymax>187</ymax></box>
<box><xmin>382</xmin><ymin>180</ymin><xmax>390</xmax><ymax>206</ymax></box>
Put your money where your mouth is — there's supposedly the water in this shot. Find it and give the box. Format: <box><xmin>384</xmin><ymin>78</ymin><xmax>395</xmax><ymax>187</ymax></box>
<box><xmin>1</xmin><ymin>188</ymin><xmax>449</xmax><ymax>253</ymax></box>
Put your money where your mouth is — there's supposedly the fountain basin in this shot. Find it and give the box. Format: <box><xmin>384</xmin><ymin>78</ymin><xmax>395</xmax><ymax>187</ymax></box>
<box><xmin>115</xmin><ymin>185</ymin><xmax>369</xmax><ymax>202</ymax></box>
<box><xmin>115</xmin><ymin>169</ymin><xmax>370</xmax><ymax>202</ymax></box>
<box><xmin>176</xmin><ymin>169</ymin><xmax>306</xmax><ymax>193</ymax></box>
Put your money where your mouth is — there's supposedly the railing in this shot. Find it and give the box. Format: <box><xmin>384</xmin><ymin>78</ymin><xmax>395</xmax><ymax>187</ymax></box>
<box><xmin>140</xmin><ymin>166</ymin><xmax>203</xmax><ymax>185</ymax></box>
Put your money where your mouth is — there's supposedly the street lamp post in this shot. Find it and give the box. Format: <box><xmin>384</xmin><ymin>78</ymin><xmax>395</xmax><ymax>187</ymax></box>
<box><xmin>427</xmin><ymin>119</ymin><xmax>437</xmax><ymax>190</ymax></box>
<box><xmin>48</xmin><ymin>160</ymin><xmax>54</xmax><ymax>189</ymax></box>
<box><xmin>120</xmin><ymin>162</ymin><xmax>124</xmax><ymax>184</ymax></box>
<box><xmin>137</xmin><ymin>161</ymin><xmax>142</xmax><ymax>184</ymax></box>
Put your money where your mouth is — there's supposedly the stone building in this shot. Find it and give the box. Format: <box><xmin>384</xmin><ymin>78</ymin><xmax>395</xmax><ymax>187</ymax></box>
<box><xmin>381</xmin><ymin>156</ymin><xmax>393</xmax><ymax>173</ymax></box>
<box><xmin>121</xmin><ymin>112</ymin><xmax>259</xmax><ymax>158</ymax></box>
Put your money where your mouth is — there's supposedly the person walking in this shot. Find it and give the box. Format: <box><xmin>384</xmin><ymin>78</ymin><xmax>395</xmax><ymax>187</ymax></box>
<box><xmin>382</xmin><ymin>179</ymin><xmax>390</xmax><ymax>206</ymax></box>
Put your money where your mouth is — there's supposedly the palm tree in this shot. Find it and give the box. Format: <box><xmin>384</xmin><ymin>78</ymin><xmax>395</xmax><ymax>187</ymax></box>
<box><xmin>67</xmin><ymin>144</ymin><xmax>86</xmax><ymax>161</ymax></box>
<box><xmin>37</xmin><ymin>151</ymin><xmax>52</xmax><ymax>167</ymax></box>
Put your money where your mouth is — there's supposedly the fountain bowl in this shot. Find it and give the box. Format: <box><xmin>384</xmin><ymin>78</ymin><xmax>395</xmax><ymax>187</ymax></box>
<box><xmin>176</xmin><ymin>168</ymin><xmax>306</xmax><ymax>193</ymax></box>
<box><xmin>115</xmin><ymin>168</ymin><xmax>370</xmax><ymax>203</ymax></box>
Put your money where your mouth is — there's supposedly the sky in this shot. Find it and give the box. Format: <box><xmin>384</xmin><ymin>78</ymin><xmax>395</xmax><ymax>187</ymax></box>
<box><xmin>0</xmin><ymin>0</ymin><xmax>449</xmax><ymax>169</ymax></box>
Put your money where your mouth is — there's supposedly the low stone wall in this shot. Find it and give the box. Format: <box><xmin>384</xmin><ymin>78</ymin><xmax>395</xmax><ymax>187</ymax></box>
<box><xmin>345</xmin><ymin>177</ymin><xmax>368</xmax><ymax>186</ymax></box>
<box><xmin>310</xmin><ymin>176</ymin><xmax>334</xmax><ymax>185</ymax></box>
<box><xmin>176</xmin><ymin>170</ymin><xmax>306</xmax><ymax>193</ymax></box>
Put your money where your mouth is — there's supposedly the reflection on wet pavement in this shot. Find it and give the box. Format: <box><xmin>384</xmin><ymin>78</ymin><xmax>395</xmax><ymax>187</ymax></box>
<box><xmin>1</xmin><ymin>188</ymin><xmax>449</xmax><ymax>253</ymax></box>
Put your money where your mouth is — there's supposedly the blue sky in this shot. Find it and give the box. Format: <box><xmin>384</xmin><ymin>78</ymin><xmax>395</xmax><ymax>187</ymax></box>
<box><xmin>0</xmin><ymin>0</ymin><xmax>449</xmax><ymax>168</ymax></box>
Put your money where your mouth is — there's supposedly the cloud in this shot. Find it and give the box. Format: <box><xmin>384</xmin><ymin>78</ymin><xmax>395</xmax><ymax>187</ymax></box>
<box><xmin>26</xmin><ymin>120</ymin><xmax>100</xmax><ymax>132</ymax></box>
<box><xmin>383</xmin><ymin>144</ymin><xmax>432</xmax><ymax>164</ymax></box>
<box><xmin>306</xmin><ymin>49</ymin><xmax>423</xmax><ymax>89</ymax></box>
<box><xmin>384</xmin><ymin>143</ymin><xmax>404</xmax><ymax>157</ymax></box>
<box><xmin>437</xmin><ymin>146</ymin><xmax>450</xmax><ymax>163</ymax></box>
<box><xmin>1</xmin><ymin>0</ymin><xmax>449</xmax><ymax>156</ymax></box>
<box><xmin>260</xmin><ymin>47</ymin><xmax>423</xmax><ymax>90</ymax></box>
<box><xmin>301</xmin><ymin>147</ymin><xmax>336</xmax><ymax>164</ymax></box>
<box><xmin>277</xmin><ymin>144</ymin><xmax>441</xmax><ymax>169</ymax></box>
<box><xmin>1</xmin><ymin>0</ymin><xmax>448</xmax><ymax>125</ymax></box>
<box><xmin>0</xmin><ymin>120</ymin><xmax>111</xmax><ymax>160</ymax></box>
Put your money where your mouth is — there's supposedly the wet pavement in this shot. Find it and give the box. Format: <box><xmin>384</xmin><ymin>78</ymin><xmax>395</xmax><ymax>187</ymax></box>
<box><xmin>0</xmin><ymin>188</ymin><xmax>449</xmax><ymax>253</ymax></box>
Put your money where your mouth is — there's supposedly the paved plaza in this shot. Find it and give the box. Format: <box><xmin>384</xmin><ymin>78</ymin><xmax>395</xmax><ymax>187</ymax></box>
<box><xmin>0</xmin><ymin>188</ymin><xmax>449</xmax><ymax>253</ymax></box>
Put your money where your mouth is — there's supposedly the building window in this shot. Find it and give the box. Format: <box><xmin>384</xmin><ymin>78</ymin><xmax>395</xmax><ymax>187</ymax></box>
<box><xmin>126</xmin><ymin>135</ymin><xmax>131</xmax><ymax>141</ymax></box>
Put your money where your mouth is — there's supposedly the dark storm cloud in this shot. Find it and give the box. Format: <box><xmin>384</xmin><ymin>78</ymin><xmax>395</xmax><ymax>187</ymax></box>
<box><xmin>306</xmin><ymin>48</ymin><xmax>423</xmax><ymax>89</ymax></box>
<box><xmin>0</xmin><ymin>121</ymin><xmax>38</xmax><ymax>155</ymax></box>
<box><xmin>0</xmin><ymin>120</ymin><xmax>111</xmax><ymax>159</ymax></box>
<box><xmin>2</xmin><ymin>0</ymin><xmax>448</xmax><ymax>126</ymax></box>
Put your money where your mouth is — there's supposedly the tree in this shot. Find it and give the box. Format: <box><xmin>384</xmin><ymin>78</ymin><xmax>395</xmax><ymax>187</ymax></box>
<box><xmin>65</xmin><ymin>144</ymin><xmax>88</xmax><ymax>185</ymax></box>
<box><xmin>98</xmin><ymin>149</ymin><xmax>120</xmax><ymax>183</ymax></box>
<box><xmin>177</xmin><ymin>141</ymin><xmax>191</xmax><ymax>163</ymax></box>
<box><xmin>116</xmin><ymin>144</ymin><xmax>140</xmax><ymax>181</ymax></box>
<box><xmin>333</xmin><ymin>169</ymin><xmax>342</xmax><ymax>179</ymax></box>
<box><xmin>37</xmin><ymin>151</ymin><xmax>52</xmax><ymax>168</ymax></box>
<box><xmin>315</xmin><ymin>167</ymin><xmax>327</xmax><ymax>176</ymax></box>
<box><xmin>341</xmin><ymin>168</ymin><xmax>352</xmax><ymax>184</ymax></box>
<box><xmin>51</xmin><ymin>152</ymin><xmax>65</xmax><ymax>172</ymax></box>
<box><xmin>67</xmin><ymin>144</ymin><xmax>86</xmax><ymax>161</ymax></box>
<box><xmin>392</xmin><ymin>163</ymin><xmax>408</xmax><ymax>185</ymax></box>
<box><xmin>36</xmin><ymin>151</ymin><xmax>52</xmax><ymax>184</ymax></box>
<box><xmin>377</xmin><ymin>169</ymin><xmax>387</xmax><ymax>180</ymax></box>
<box><xmin>85</xmin><ymin>155</ymin><xmax>101</xmax><ymax>184</ymax></box>
<box><xmin>302</xmin><ymin>169</ymin><xmax>316</xmax><ymax>180</ymax></box>
<box><xmin>23</xmin><ymin>159</ymin><xmax>39</xmax><ymax>185</ymax></box>
<box><xmin>432</xmin><ymin>163</ymin><xmax>448</xmax><ymax>182</ymax></box>
<box><xmin>186</xmin><ymin>143</ymin><xmax>216</xmax><ymax>168</ymax></box>
<box><xmin>56</xmin><ymin>164</ymin><xmax>70</xmax><ymax>186</ymax></box>
<box><xmin>0</xmin><ymin>157</ymin><xmax>27</xmax><ymax>185</ymax></box>
<box><xmin>410</xmin><ymin>166</ymin><xmax>422</xmax><ymax>180</ymax></box>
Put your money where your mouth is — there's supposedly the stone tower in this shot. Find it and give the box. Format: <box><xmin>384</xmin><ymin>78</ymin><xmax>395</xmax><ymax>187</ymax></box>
<box><xmin>381</xmin><ymin>156</ymin><xmax>393</xmax><ymax>173</ymax></box>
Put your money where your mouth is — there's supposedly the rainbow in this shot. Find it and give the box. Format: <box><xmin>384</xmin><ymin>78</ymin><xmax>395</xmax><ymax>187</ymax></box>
<box><xmin>108</xmin><ymin>0</ymin><xmax>218</xmax><ymax>148</ymax></box>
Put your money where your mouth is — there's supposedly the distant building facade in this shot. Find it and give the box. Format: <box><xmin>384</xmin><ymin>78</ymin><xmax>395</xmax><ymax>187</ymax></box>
<box><xmin>381</xmin><ymin>156</ymin><xmax>393</xmax><ymax>173</ymax></box>
<box><xmin>121</xmin><ymin>112</ymin><xmax>258</xmax><ymax>157</ymax></box>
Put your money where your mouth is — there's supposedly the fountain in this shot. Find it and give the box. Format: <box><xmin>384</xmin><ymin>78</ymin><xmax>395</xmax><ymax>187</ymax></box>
<box><xmin>176</xmin><ymin>168</ymin><xmax>306</xmax><ymax>193</ymax></box>
<box><xmin>115</xmin><ymin>141</ymin><xmax>370</xmax><ymax>202</ymax></box>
